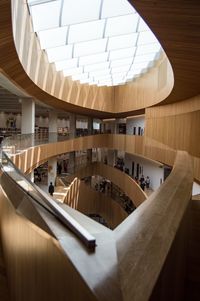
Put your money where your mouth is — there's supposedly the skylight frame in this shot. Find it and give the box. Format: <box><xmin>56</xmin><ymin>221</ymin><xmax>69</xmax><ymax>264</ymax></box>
<box><xmin>28</xmin><ymin>0</ymin><xmax>163</xmax><ymax>87</ymax></box>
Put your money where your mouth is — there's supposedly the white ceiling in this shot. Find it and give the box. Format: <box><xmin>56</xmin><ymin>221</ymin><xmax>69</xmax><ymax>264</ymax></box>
<box><xmin>27</xmin><ymin>0</ymin><xmax>163</xmax><ymax>87</ymax></box>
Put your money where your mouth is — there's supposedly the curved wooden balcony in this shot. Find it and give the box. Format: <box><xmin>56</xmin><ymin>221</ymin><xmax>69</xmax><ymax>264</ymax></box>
<box><xmin>65</xmin><ymin>162</ymin><xmax>146</xmax><ymax>207</ymax></box>
<box><xmin>0</xmin><ymin>148</ymin><xmax>193</xmax><ymax>300</ymax></box>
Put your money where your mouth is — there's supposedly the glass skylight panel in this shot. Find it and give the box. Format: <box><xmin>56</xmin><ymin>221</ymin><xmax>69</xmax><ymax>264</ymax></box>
<box><xmin>102</xmin><ymin>0</ymin><xmax>135</xmax><ymax>18</ymax></box>
<box><xmin>112</xmin><ymin>65</ymin><xmax>130</xmax><ymax>74</ymax></box>
<box><xmin>127</xmin><ymin>69</ymin><xmax>146</xmax><ymax>79</ymax></box>
<box><xmin>63</xmin><ymin>67</ymin><xmax>83</xmax><ymax>76</ymax></box>
<box><xmin>138</xmin><ymin>18</ymin><xmax>150</xmax><ymax>32</ymax></box>
<box><xmin>112</xmin><ymin>72</ymin><xmax>127</xmax><ymax>81</ymax></box>
<box><xmin>107</xmin><ymin>33</ymin><xmax>138</xmax><ymax>51</ymax></box>
<box><xmin>84</xmin><ymin>62</ymin><xmax>110</xmax><ymax>72</ymax></box>
<box><xmin>135</xmin><ymin>43</ymin><xmax>161</xmax><ymax>56</ymax></box>
<box><xmin>28</xmin><ymin>0</ymin><xmax>163</xmax><ymax>86</ymax></box>
<box><xmin>89</xmin><ymin>69</ymin><xmax>111</xmax><ymax>77</ymax></box>
<box><xmin>30</xmin><ymin>1</ymin><xmax>61</xmax><ymax>32</ymax></box>
<box><xmin>74</xmin><ymin>39</ymin><xmax>107</xmax><ymax>57</ymax></box>
<box><xmin>109</xmin><ymin>47</ymin><xmax>136</xmax><ymax>60</ymax></box>
<box><xmin>110</xmin><ymin>57</ymin><xmax>133</xmax><ymax>68</ymax></box>
<box><xmin>46</xmin><ymin>45</ymin><xmax>73</xmax><ymax>62</ymax></box>
<box><xmin>72</xmin><ymin>73</ymin><xmax>89</xmax><ymax>81</ymax></box>
<box><xmin>137</xmin><ymin>31</ymin><xmax>158</xmax><ymax>45</ymax></box>
<box><xmin>61</xmin><ymin>0</ymin><xmax>101</xmax><ymax>26</ymax></box>
<box><xmin>96</xmin><ymin>75</ymin><xmax>112</xmax><ymax>81</ymax></box>
<box><xmin>38</xmin><ymin>26</ymin><xmax>68</xmax><ymax>49</ymax></box>
<box><xmin>79</xmin><ymin>53</ymin><xmax>108</xmax><ymax>66</ymax></box>
<box><xmin>127</xmin><ymin>67</ymin><xmax>144</xmax><ymax>76</ymax></box>
<box><xmin>131</xmin><ymin>61</ymin><xmax>150</xmax><ymax>70</ymax></box>
<box><xmin>68</xmin><ymin>20</ymin><xmax>105</xmax><ymax>44</ymax></box>
<box><xmin>105</xmin><ymin>14</ymin><xmax>139</xmax><ymax>37</ymax></box>
<box><xmin>55</xmin><ymin>58</ymin><xmax>78</xmax><ymax>71</ymax></box>
<box><xmin>134</xmin><ymin>53</ymin><xmax>157</xmax><ymax>63</ymax></box>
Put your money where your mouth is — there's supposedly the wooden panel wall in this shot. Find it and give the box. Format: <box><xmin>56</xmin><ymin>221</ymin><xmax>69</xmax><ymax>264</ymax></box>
<box><xmin>145</xmin><ymin>95</ymin><xmax>200</xmax><ymax>180</ymax></box>
<box><xmin>10</xmin><ymin>132</ymin><xmax>200</xmax><ymax>182</ymax></box>
<box><xmin>115</xmin><ymin>151</ymin><xmax>193</xmax><ymax>301</ymax></box>
<box><xmin>11</xmin><ymin>134</ymin><xmax>144</xmax><ymax>174</ymax></box>
<box><xmin>0</xmin><ymin>145</ymin><xmax>195</xmax><ymax>301</ymax></box>
<box><xmin>0</xmin><ymin>188</ymin><xmax>97</xmax><ymax>301</ymax></box>
<box><xmin>114</xmin><ymin>56</ymin><xmax>173</xmax><ymax>113</ymax></box>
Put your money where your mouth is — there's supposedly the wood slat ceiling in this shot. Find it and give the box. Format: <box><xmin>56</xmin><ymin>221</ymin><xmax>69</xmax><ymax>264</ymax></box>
<box><xmin>129</xmin><ymin>0</ymin><xmax>200</xmax><ymax>105</ymax></box>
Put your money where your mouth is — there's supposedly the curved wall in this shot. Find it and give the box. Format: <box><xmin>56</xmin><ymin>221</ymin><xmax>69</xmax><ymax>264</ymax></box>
<box><xmin>63</xmin><ymin>177</ymin><xmax>128</xmax><ymax>229</ymax></box>
<box><xmin>66</xmin><ymin>162</ymin><xmax>146</xmax><ymax>207</ymax></box>
<box><xmin>10</xmin><ymin>132</ymin><xmax>200</xmax><ymax>183</ymax></box>
<box><xmin>11</xmin><ymin>134</ymin><xmax>144</xmax><ymax>173</ymax></box>
<box><xmin>0</xmin><ymin>0</ymin><xmax>173</xmax><ymax>117</ymax></box>
<box><xmin>145</xmin><ymin>95</ymin><xmax>200</xmax><ymax>181</ymax></box>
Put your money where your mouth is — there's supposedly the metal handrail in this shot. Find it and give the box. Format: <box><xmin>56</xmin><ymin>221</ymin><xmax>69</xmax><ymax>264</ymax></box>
<box><xmin>1</xmin><ymin>151</ymin><xmax>96</xmax><ymax>250</ymax></box>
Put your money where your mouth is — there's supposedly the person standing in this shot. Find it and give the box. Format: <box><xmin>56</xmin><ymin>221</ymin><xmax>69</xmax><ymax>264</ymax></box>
<box><xmin>48</xmin><ymin>182</ymin><xmax>54</xmax><ymax>196</ymax></box>
<box><xmin>145</xmin><ymin>176</ymin><xmax>150</xmax><ymax>189</ymax></box>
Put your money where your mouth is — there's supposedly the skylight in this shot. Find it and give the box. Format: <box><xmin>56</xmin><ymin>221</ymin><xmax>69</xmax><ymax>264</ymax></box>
<box><xmin>27</xmin><ymin>0</ymin><xmax>163</xmax><ymax>87</ymax></box>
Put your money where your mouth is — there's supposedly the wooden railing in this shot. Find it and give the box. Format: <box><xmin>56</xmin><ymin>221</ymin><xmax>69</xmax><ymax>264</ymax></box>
<box><xmin>65</xmin><ymin>162</ymin><xmax>146</xmax><ymax>207</ymax></box>
<box><xmin>62</xmin><ymin>177</ymin><xmax>128</xmax><ymax>229</ymax></box>
<box><xmin>10</xmin><ymin>134</ymin><xmax>144</xmax><ymax>173</ymax></box>
<box><xmin>115</xmin><ymin>151</ymin><xmax>193</xmax><ymax>300</ymax></box>
<box><xmin>0</xmin><ymin>139</ymin><xmax>194</xmax><ymax>301</ymax></box>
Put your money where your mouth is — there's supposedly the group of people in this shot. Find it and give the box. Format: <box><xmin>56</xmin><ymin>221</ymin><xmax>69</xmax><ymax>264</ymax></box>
<box><xmin>134</xmin><ymin>175</ymin><xmax>150</xmax><ymax>191</ymax></box>
<box><xmin>57</xmin><ymin>160</ymin><xmax>68</xmax><ymax>175</ymax></box>
<box><xmin>95</xmin><ymin>179</ymin><xmax>110</xmax><ymax>193</ymax></box>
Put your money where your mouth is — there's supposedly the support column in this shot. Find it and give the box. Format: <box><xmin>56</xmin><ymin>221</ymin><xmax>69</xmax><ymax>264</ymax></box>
<box><xmin>49</xmin><ymin>110</ymin><xmax>57</xmax><ymax>142</ymax></box>
<box><xmin>88</xmin><ymin>117</ymin><xmax>93</xmax><ymax>135</ymax></box>
<box><xmin>48</xmin><ymin>111</ymin><xmax>58</xmax><ymax>186</ymax></box>
<box><xmin>69</xmin><ymin>151</ymin><xmax>75</xmax><ymax>174</ymax></box>
<box><xmin>100</xmin><ymin>121</ymin><xmax>105</xmax><ymax>134</ymax></box>
<box><xmin>21</xmin><ymin>98</ymin><xmax>35</xmax><ymax>182</ymax></box>
<box><xmin>48</xmin><ymin>157</ymin><xmax>57</xmax><ymax>188</ymax></box>
<box><xmin>113</xmin><ymin>119</ymin><xmax>119</xmax><ymax>134</ymax></box>
<box><xmin>107</xmin><ymin>149</ymin><xmax>117</xmax><ymax>166</ymax></box>
<box><xmin>87</xmin><ymin>117</ymin><xmax>93</xmax><ymax>163</ymax></box>
<box><xmin>69</xmin><ymin>113</ymin><xmax>76</xmax><ymax>139</ymax></box>
<box><xmin>87</xmin><ymin>149</ymin><xmax>92</xmax><ymax>164</ymax></box>
<box><xmin>21</xmin><ymin>98</ymin><xmax>35</xmax><ymax>134</ymax></box>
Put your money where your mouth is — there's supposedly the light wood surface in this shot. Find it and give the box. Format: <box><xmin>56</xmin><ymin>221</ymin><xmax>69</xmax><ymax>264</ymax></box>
<box><xmin>0</xmin><ymin>0</ymin><xmax>173</xmax><ymax>117</ymax></box>
<box><xmin>129</xmin><ymin>0</ymin><xmax>200</xmax><ymax>106</ymax></box>
<box><xmin>0</xmin><ymin>180</ymin><xmax>123</xmax><ymax>301</ymax></box>
<box><xmin>0</xmin><ymin>150</ymin><xmax>193</xmax><ymax>301</ymax></box>
<box><xmin>66</xmin><ymin>162</ymin><xmax>146</xmax><ymax>207</ymax></box>
<box><xmin>145</xmin><ymin>96</ymin><xmax>200</xmax><ymax>158</ymax></box>
<box><xmin>115</xmin><ymin>55</ymin><xmax>173</xmax><ymax>113</ymax></box>
<box><xmin>63</xmin><ymin>178</ymin><xmax>128</xmax><ymax>229</ymax></box>
<box><xmin>11</xmin><ymin>134</ymin><xmax>144</xmax><ymax>174</ymax></box>
<box><xmin>10</xmin><ymin>132</ymin><xmax>200</xmax><ymax>182</ymax></box>
<box><xmin>115</xmin><ymin>151</ymin><xmax>193</xmax><ymax>301</ymax></box>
